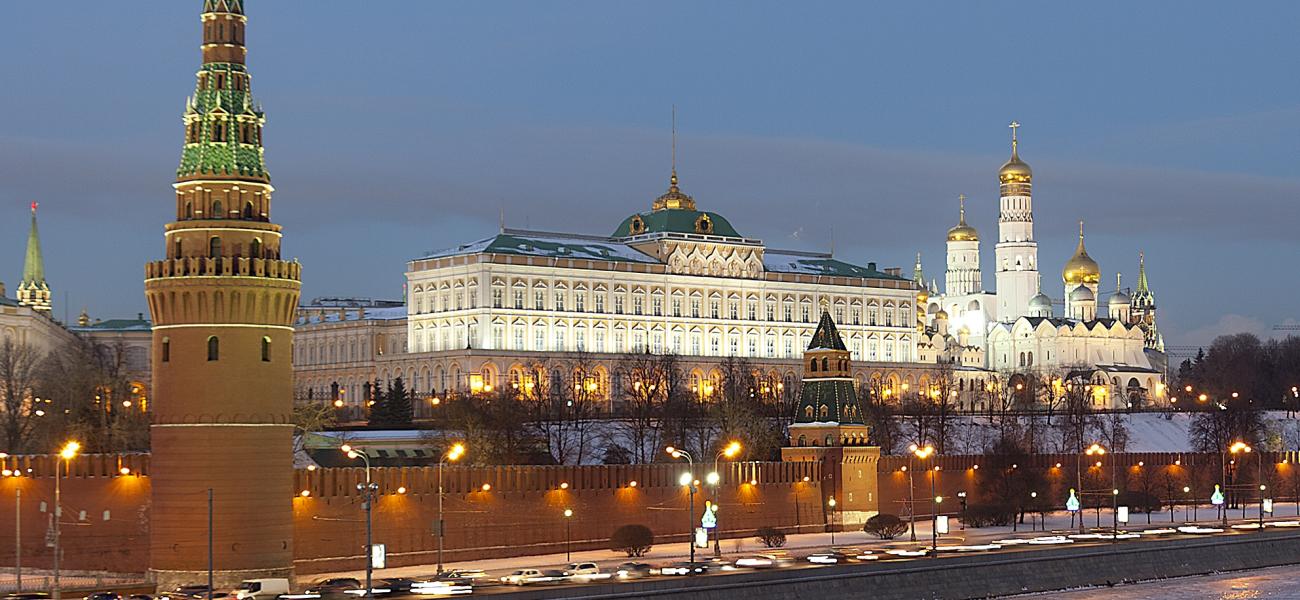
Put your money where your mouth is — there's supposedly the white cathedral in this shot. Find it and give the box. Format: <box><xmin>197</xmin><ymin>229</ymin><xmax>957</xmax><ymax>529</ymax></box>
<box><xmin>921</xmin><ymin>123</ymin><xmax>1167</xmax><ymax>408</ymax></box>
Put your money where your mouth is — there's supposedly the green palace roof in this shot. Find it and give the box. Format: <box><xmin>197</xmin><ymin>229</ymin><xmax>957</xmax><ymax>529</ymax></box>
<box><xmin>612</xmin><ymin>209</ymin><xmax>742</xmax><ymax>238</ymax></box>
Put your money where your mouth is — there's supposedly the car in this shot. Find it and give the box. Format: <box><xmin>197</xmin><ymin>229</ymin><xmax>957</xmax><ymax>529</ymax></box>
<box><xmin>160</xmin><ymin>586</ymin><xmax>211</xmax><ymax>600</ymax></box>
<box><xmin>535</xmin><ymin>570</ymin><xmax>568</xmax><ymax>584</ymax></box>
<box><xmin>232</xmin><ymin>579</ymin><xmax>290</xmax><ymax>600</ymax></box>
<box><xmin>375</xmin><ymin>579</ymin><xmax>419</xmax><ymax>596</ymax></box>
<box><xmin>806</xmin><ymin>550</ymin><xmax>860</xmax><ymax>564</ymax></box>
<box><xmin>303</xmin><ymin>578</ymin><xmax>361</xmax><ymax>596</ymax></box>
<box><xmin>658</xmin><ymin>561</ymin><xmax>709</xmax><ymax>576</ymax></box>
<box><xmin>432</xmin><ymin>569</ymin><xmax>489</xmax><ymax>583</ymax></box>
<box><xmin>614</xmin><ymin>562</ymin><xmax>653</xmax><ymax>580</ymax></box>
<box><xmin>499</xmin><ymin>569</ymin><xmax>545</xmax><ymax>586</ymax></box>
<box><xmin>562</xmin><ymin>562</ymin><xmax>608</xmax><ymax>582</ymax></box>
<box><xmin>85</xmin><ymin>593</ymin><xmax>123</xmax><ymax>600</ymax></box>
<box><xmin>734</xmin><ymin>553</ymin><xmax>794</xmax><ymax>569</ymax></box>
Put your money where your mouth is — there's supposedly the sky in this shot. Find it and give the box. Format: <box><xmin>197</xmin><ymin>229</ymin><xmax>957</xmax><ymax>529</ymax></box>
<box><xmin>1</xmin><ymin>1</ymin><xmax>1298</xmax><ymax>352</ymax></box>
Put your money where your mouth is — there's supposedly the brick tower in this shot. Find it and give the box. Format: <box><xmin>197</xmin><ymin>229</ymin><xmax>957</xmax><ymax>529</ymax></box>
<box><xmin>145</xmin><ymin>0</ymin><xmax>301</xmax><ymax>588</ymax></box>
<box><xmin>781</xmin><ymin>305</ymin><xmax>880</xmax><ymax>527</ymax></box>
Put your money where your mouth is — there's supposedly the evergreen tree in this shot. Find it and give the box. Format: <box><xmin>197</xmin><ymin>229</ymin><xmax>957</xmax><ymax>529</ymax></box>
<box><xmin>367</xmin><ymin>378</ymin><xmax>389</xmax><ymax>428</ymax></box>
<box><xmin>386</xmin><ymin>377</ymin><xmax>414</xmax><ymax>427</ymax></box>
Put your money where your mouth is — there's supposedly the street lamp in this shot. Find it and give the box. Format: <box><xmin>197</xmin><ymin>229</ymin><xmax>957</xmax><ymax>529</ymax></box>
<box><xmin>907</xmin><ymin>443</ymin><xmax>934</xmax><ymax>542</ymax></box>
<box><xmin>54</xmin><ymin>441</ymin><xmax>80</xmax><ymax>600</ymax></box>
<box><xmin>1225</xmin><ymin>441</ymin><xmax>1251</xmax><ymax>525</ymax></box>
<box><xmin>1084</xmin><ymin>443</ymin><xmax>1107</xmax><ymax>532</ymax></box>
<box><xmin>706</xmin><ymin>441</ymin><xmax>741</xmax><ymax>557</ymax></box>
<box><xmin>827</xmin><ymin>497</ymin><xmax>837</xmax><ymax>545</ymax></box>
<box><xmin>932</xmin><ymin>495</ymin><xmax>943</xmax><ymax>556</ymax></box>
<box><xmin>957</xmin><ymin>491</ymin><xmax>968</xmax><ymax>531</ymax></box>
<box><xmin>667</xmin><ymin>447</ymin><xmax>698</xmax><ymax>562</ymax></box>
<box><xmin>341</xmin><ymin>445</ymin><xmax>379</xmax><ymax>598</ymax></box>
<box><xmin>563</xmin><ymin>509</ymin><xmax>574</xmax><ymax>561</ymax></box>
<box><xmin>437</xmin><ymin>442</ymin><xmax>466</xmax><ymax>573</ymax></box>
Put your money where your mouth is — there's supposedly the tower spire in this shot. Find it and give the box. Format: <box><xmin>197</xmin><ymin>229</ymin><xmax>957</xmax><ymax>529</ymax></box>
<box><xmin>670</xmin><ymin>104</ymin><xmax>677</xmax><ymax>190</ymax></box>
<box><xmin>958</xmin><ymin>193</ymin><xmax>967</xmax><ymax>224</ymax></box>
<box><xmin>651</xmin><ymin>105</ymin><xmax>696</xmax><ymax>211</ymax></box>
<box><xmin>16</xmin><ymin>202</ymin><xmax>51</xmax><ymax>313</ymax></box>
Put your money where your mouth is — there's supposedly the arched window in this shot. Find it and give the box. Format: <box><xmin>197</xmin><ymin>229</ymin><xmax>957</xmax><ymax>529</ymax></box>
<box><xmin>804</xmin><ymin>406</ymin><xmax>814</xmax><ymax>419</ymax></box>
<box><xmin>172</xmin><ymin>238</ymin><xmax>182</xmax><ymax>259</ymax></box>
<box><xmin>209</xmin><ymin>236</ymin><xmax>222</xmax><ymax>258</ymax></box>
<box><xmin>211</xmin><ymin>200</ymin><xmax>223</xmax><ymax>219</ymax></box>
<box><xmin>810</xmin><ymin>359</ymin><xmax>818</xmax><ymax>372</ymax></box>
<box><xmin>820</xmin><ymin>405</ymin><xmax>829</xmax><ymax>419</ymax></box>
<box><xmin>242</xmin><ymin>201</ymin><xmax>254</xmax><ymax>219</ymax></box>
<box><xmin>261</xmin><ymin>336</ymin><xmax>271</xmax><ymax>362</ymax></box>
<box><xmin>821</xmin><ymin>357</ymin><xmax>829</xmax><ymax>371</ymax></box>
<box><xmin>161</xmin><ymin>337</ymin><xmax>170</xmax><ymax>363</ymax></box>
<box><xmin>207</xmin><ymin>336</ymin><xmax>219</xmax><ymax>361</ymax></box>
<box><xmin>250</xmin><ymin>238</ymin><xmax>262</xmax><ymax>258</ymax></box>
<box><xmin>184</xmin><ymin>201</ymin><xmax>193</xmax><ymax>219</ymax></box>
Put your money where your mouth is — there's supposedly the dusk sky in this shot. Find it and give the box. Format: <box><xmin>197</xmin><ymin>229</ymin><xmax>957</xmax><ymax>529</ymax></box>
<box><xmin>2</xmin><ymin>1</ymin><xmax>1297</xmax><ymax>352</ymax></box>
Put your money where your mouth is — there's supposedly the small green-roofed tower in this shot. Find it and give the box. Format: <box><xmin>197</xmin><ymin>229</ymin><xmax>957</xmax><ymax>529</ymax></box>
<box><xmin>16</xmin><ymin>202</ymin><xmax>51</xmax><ymax>313</ymax></box>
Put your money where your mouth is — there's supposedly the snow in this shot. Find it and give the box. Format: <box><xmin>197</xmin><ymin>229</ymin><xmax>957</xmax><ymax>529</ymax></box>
<box><xmin>418</xmin><ymin>230</ymin><xmax>659</xmax><ymax>264</ymax></box>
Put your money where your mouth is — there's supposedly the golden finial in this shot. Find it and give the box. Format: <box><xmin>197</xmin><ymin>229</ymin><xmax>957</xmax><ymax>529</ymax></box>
<box><xmin>1079</xmin><ymin>219</ymin><xmax>1085</xmax><ymax>241</ymax></box>
<box><xmin>819</xmin><ymin>296</ymin><xmax>830</xmax><ymax>313</ymax></box>
<box><xmin>670</xmin><ymin>104</ymin><xmax>678</xmax><ymax>190</ymax></box>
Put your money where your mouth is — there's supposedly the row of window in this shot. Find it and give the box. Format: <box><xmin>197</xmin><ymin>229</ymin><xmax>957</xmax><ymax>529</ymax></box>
<box><xmin>160</xmin><ymin>336</ymin><xmax>273</xmax><ymax>363</ymax></box>
<box><xmin>181</xmin><ymin>198</ymin><xmax>265</xmax><ymax>221</ymax></box>
<box><xmin>186</xmin><ymin>120</ymin><xmax>261</xmax><ymax>145</ymax></box>
<box><xmin>417</xmin><ymin>285</ymin><xmax>912</xmax><ymax>327</ymax></box>
<box><xmin>413</xmin><ymin>323</ymin><xmax>914</xmax><ymax>362</ymax></box>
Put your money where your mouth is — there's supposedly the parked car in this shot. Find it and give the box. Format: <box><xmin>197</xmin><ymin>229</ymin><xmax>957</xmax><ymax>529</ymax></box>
<box><xmin>232</xmin><ymin>579</ymin><xmax>289</xmax><ymax>600</ymax></box>
<box><xmin>659</xmin><ymin>561</ymin><xmax>709</xmax><ymax>576</ymax></box>
<box><xmin>499</xmin><ymin>569</ymin><xmax>545</xmax><ymax>586</ymax></box>
<box><xmin>303</xmin><ymin>578</ymin><xmax>361</xmax><ymax>596</ymax></box>
<box><xmin>614</xmin><ymin>562</ymin><xmax>653</xmax><ymax>580</ymax></box>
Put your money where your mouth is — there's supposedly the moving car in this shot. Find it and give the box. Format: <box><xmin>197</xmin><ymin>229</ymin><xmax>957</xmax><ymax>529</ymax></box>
<box><xmin>232</xmin><ymin>579</ymin><xmax>289</xmax><ymax>600</ymax></box>
<box><xmin>499</xmin><ymin>569</ymin><xmax>545</xmax><ymax>586</ymax></box>
<box><xmin>159</xmin><ymin>586</ymin><xmax>210</xmax><ymax>600</ymax></box>
<box><xmin>734</xmin><ymin>553</ymin><xmax>795</xmax><ymax>569</ymax></box>
<box><xmin>85</xmin><ymin>593</ymin><xmax>122</xmax><ymax>600</ymax></box>
<box><xmin>659</xmin><ymin>561</ymin><xmax>709</xmax><ymax>576</ymax></box>
<box><xmin>614</xmin><ymin>562</ymin><xmax>653</xmax><ymax>580</ymax></box>
<box><xmin>432</xmin><ymin>570</ymin><xmax>489</xmax><ymax>584</ymax></box>
<box><xmin>304</xmin><ymin>578</ymin><xmax>362</xmax><ymax>596</ymax></box>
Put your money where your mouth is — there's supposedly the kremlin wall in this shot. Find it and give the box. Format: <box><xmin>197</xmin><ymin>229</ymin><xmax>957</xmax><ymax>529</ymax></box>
<box><xmin>4</xmin><ymin>451</ymin><xmax>1292</xmax><ymax>578</ymax></box>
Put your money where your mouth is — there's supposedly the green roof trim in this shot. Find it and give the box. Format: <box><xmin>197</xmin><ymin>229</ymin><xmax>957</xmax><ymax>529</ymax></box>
<box><xmin>177</xmin><ymin>64</ymin><xmax>268</xmax><ymax>181</ymax></box>
<box><xmin>612</xmin><ymin>209</ymin><xmax>742</xmax><ymax>238</ymax></box>
<box><xmin>794</xmin><ymin>379</ymin><xmax>864</xmax><ymax>425</ymax></box>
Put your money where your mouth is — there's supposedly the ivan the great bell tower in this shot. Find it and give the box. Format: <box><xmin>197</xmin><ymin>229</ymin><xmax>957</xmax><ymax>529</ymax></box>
<box><xmin>145</xmin><ymin>0</ymin><xmax>301</xmax><ymax>587</ymax></box>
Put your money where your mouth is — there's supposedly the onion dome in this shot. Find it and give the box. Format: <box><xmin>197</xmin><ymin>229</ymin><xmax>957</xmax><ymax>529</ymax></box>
<box><xmin>1069</xmin><ymin>285</ymin><xmax>1095</xmax><ymax>303</ymax></box>
<box><xmin>935</xmin><ymin>309</ymin><xmax>949</xmax><ymax>320</ymax></box>
<box><xmin>1062</xmin><ymin>221</ymin><xmax>1101</xmax><ymax>285</ymax></box>
<box><xmin>1109</xmin><ymin>273</ymin><xmax>1131</xmax><ymax>307</ymax></box>
<box><xmin>999</xmin><ymin>122</ymin><xmax>1032</xmax><ymax>183</ymax></box>
<box><xmin>1029</xmin><ymin>292</ymin><xmax>1053</xmax><ymax>314</ymax></box>
<box><xmin>947</xmin><ymin>194</ymin><xmax>979</xmax><ymax>242</ymax></box>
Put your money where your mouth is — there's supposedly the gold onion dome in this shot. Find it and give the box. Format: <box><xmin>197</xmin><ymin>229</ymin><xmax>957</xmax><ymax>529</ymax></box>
<box><xmin>999</xmin><ymin>122</ymin><xmax>1032</xmax><ymax>182</ymax></box>
<box><xmin>947</xmin><ymin>194</ymin><xmax>979</xmax><ymax>241</ymax></box>
<box><xmin>1062</xmin><ymin>222</ymin><xmax>1101</xmax><ymax>284</ymax></box>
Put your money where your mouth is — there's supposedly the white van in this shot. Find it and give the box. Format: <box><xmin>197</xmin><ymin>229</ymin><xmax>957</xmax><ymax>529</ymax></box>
<box><xmin>232</xmin><ymin>579</ymin><xmax>290</xmax><ymax>600</ymax></box>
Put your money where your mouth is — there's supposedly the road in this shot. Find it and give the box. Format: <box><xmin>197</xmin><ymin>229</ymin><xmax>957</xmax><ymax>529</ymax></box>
<box><xmin>1031</xmin><ymin>564</ymin><xmax>1300</xmax><ymax>599</ymax></box>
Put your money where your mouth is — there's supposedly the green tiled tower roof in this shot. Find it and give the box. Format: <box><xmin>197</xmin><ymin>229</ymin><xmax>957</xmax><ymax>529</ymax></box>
<box><xmin>808</xmin><ymin>309</ymin><xmax>847</xmax><ymax>351</ymax></box>
<box><xmin>21</xmin><ymin>203</ymin><xmax>44</xmax><ymax>286</ymax></box>
<box><xmin>203</xmin><ymin>0</ymin><xmax>244</xmax><ymax>15</ymax></box>
<box><xmin>794</xmin><ymin>309</ymin><xmax>863</xmax><ymax>425</ymax></box>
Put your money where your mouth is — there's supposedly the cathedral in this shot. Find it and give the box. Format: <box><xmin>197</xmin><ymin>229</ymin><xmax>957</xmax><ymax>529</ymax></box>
<box><xmin>920</xmin><ymin>124</ymin><xmax>1167</xmax><ymax>409</ymax></box>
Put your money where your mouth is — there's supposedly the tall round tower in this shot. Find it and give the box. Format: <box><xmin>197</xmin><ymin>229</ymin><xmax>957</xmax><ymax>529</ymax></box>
<box><xmin>944</xmin><ymin>194</ymin><xmax>981</xmax><ymax>297</ymax></box>
<box><xmin>145</xmin><ymin>0</ymin><xmax>301</xmax><ymax>588</ymax></box>
<box><xmin>993</xmin><ymin>121</ymin><xmax>1040</xmax><ymax>321</ymax></box>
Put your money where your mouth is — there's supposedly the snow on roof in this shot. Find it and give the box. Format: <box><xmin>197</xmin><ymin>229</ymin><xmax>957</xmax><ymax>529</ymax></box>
<box><xmin>418</xmin><ymin>230</ymin><xmax>659</xmax><ymax>264</ymax></box>
<box><xmin>302</xmin><ymin>305</ymin><xmax>407</xmax><ymax>324</ymax></box>
<box><xmin>763</xmin><ymin>250</ymin><xmax>906</xmax><ymax>280</ymax></box>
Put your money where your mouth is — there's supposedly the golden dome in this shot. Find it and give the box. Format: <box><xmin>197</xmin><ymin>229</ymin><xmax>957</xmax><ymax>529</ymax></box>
<box><xmin>652</xmin><ymin>170</ymin><xmax>697</xmax><ymax>211</ymax></box>
<box><xmin>999</xmin><ymin>122</ymin><xmax>1032</xmax><ymax>183</ymax></box>
<box><xmin>1062</xmin><ymin>222</ymin><xmax>1101</xmax><ymax>285</ymax></box>
<box><xmin>935</xmin><ymin>309</ymin><xmax>949</xmax><ymax>320</ymax></box>
<box><xmin>946</xmin><ymin>194</ymin><xmax>979</xmax><ymax>241</ymax></box>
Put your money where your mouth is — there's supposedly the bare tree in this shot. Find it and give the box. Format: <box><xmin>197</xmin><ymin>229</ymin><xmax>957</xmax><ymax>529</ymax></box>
<box><xmin>613</xmin><ymin>353</ymin><xmax>666</xmax><ymax>464</ymax></box>
<box><xmin>712</xmin><ymin>357</ymin><xmax>782</xmax><ymax>460</ymax></box>
<box><xmin>292</xmin><ymin>392</ymin><xmax>338</xmax><ymax>454</ymax></box>
<box><xmin>528</xmin><ymin>354</ymin><xmax>602</xmax><ymax>465</ymax></box>
<box><xmin>0</xmin><ymin>337</ymin><xmax>41</xmax><ymax>453</ymax></box>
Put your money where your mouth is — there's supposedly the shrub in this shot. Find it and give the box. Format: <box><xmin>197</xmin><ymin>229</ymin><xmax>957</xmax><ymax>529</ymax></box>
<box><xmin>1118</xmin><ymin>491</ymin><xmax>1162</xmax><ymax>514</ymax></box>
<box><xmin>755</xmin><ymin>526</ymin><xmax>787</xmax><ymax>548</ymax></box>
<box><xmin>963</xmin><ymin>503</ymin><xmax>1015</xmax><ymax>528</ymax></box>
<box><xmin>863</xmin><ymin>514</ymin><xmax>908</xmax><ymax>539</ymax></box>
<box><xmin>610</xmin><ymin>524</ymin><xmax>654</xmax><ymax>557</ymax></box>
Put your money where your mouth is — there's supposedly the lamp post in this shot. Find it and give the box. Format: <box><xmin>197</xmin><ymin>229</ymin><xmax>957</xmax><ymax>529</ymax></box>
<box><xmin>1226</xmin><ymin>442</ymin><xmax>1251</xmax><ymax>526</ymax></box>
<box><xmin>667</xmin><ymin>447</ymin><xmax>697</xmax><ymax>563</ymax></box>
<box><xmin>54</xmin><ymin>441</ymin><xmax>80</xmax><ymax>600</ymax></box>
<box><xmin>1085</xmin><ymin>443</ymin><xmax>1106</xmax><ymax>532</ymax></box>
<box><xmin>932</xmin><ymin>495</ymin><xmax>943</xmax><ymax>557</ymax></box>
<box><xmin>563</xmin><ymin>509</ymin><xmax>573</xmax><ymax>561</ymax></box>
<box><xmin>907</xmin><ymin>444</ymin><xmax>934</xmax><ymax>542</ymax></box>
<box><xmin>706</xmin><ymin>441</ymin><xmax>741</xmax><ymax>558</ymax></box>
<box><xmin>436</xmin><ymin>442</ymin><xmax>466</xmax><ymax>573</ymax></box>
<box><xmin>957</xmin><ymin>491</ymin><xmax>967</xmax><ymax>531</ymax></box>
<box><xmin>827</xmin><ymin>497</ymin><xmax>837</xmax><ymax>545</ymax></box>
<box><xmin>341</xmin><ymin>445</ymin><xmax>379</xmax><ymax>598</ymax></box>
